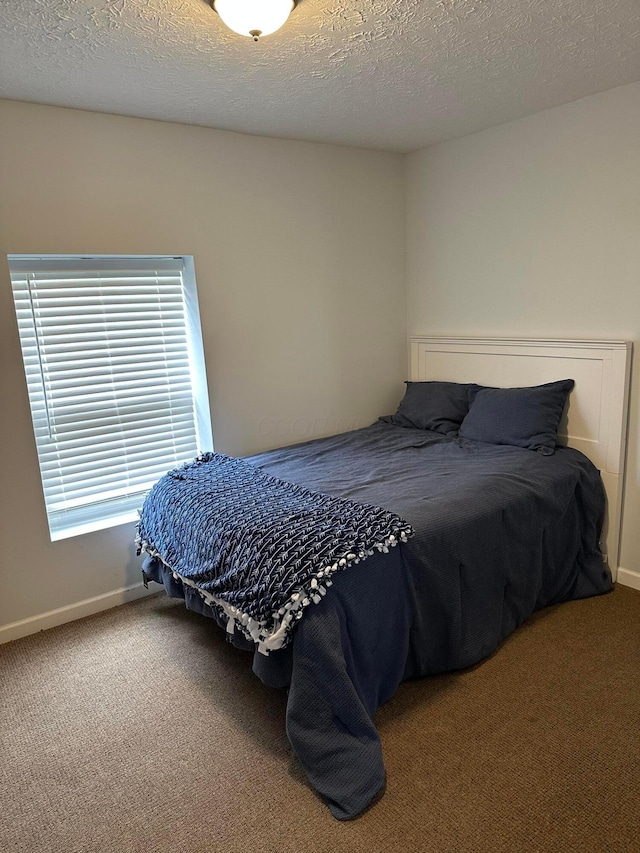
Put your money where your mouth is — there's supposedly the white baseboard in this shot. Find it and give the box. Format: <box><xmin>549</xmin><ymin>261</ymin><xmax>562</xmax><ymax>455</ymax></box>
<box><xmin>0</xmin><ymin>582</ymin><xmax>159</xmax><ymax>645</ymax></box>
<box><xmin>4</xmin><ymin>566</ymin><xmax>638</xmax><ymax>647</ymax></box>
<box><xmin>616</xmin><ymin>566</ymin><xmax>640</xmax><ymax>592</ymax></box>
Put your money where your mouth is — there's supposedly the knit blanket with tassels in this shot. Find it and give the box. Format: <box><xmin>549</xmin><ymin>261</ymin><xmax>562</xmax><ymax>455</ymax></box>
<box><xmin>136</xmin><ymin>452</ymin><xmax>413</xmax><ymax>654</ymax></box>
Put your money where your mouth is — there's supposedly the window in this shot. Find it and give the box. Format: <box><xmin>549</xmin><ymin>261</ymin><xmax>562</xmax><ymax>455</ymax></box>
<box><xmin>8</xmin><ymin>255</ymin><xmax>213</xmax><ymax>541</ymax></box>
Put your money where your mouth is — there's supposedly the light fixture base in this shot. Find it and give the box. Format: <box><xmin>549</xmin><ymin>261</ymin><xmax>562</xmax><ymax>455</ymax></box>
<box><xmin>212</xmin><ymin>1</ymin><xmax>297</xmax><ymax>41</ymax></box>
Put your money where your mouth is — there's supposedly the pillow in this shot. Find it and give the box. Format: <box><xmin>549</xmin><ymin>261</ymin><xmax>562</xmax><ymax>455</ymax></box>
<box><xmin>458</xmin><ymin>379</ymin><xmax>574</xmax><ymax>455</ymax></box>
<box><xmin>385</xmin><ymin>381</ymin><xmax>481</xmax><ymax>435</ymax></box>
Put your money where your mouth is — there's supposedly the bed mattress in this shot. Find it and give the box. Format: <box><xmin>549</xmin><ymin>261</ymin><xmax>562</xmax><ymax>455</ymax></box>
<box><xmin>141</xmin><ymin>420</ymin><xmax>611</xmax><ymax>818</ymax></box>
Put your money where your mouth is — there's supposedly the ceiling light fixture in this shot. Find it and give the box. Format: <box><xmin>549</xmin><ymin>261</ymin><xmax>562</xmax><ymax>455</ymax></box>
<box><xmin>212</xmin><ymin>0</ymin><xmax>297</xmax><ymax>42</ymax></box>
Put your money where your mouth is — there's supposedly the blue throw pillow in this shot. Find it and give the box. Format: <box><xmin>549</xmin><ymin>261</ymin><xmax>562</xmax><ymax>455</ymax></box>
<box><xmin>385</xmin><ymin>381</ymin><xmax>482</xmax><ymax>435</ymax></box>
<box><xmin>458</xmin><ymin>379</ymin><xmax>574</xmax><ymax>455</ymax></box>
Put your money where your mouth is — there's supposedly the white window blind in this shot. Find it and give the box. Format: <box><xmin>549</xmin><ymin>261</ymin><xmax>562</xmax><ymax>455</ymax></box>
<box><xmin>8</xmin><ymin>255</ymin><xmax>213</xmax><ymax>541</ymax></box>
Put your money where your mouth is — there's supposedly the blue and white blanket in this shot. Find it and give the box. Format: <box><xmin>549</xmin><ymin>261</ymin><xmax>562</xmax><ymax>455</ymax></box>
<box><xmin>136</xmin><ymin>453</ymin><xmax>413</xmax><ymax>654</ymax></box>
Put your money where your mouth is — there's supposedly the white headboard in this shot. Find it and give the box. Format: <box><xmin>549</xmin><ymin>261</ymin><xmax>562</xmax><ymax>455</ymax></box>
<box><xmin>409</xmin><ymin>337</ymin><xmax>632</xmax><ymax>579</ymax></box>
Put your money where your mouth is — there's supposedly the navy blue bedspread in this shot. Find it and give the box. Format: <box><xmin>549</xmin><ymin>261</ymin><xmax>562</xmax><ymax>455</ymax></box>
<box><xmin>142</xmin><ymin>420</ymin><xmax>611</xmax><ymax>819</ymax></box>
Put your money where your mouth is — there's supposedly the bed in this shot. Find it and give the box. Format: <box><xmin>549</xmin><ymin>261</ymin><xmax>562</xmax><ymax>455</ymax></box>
<box><xmin>137</xmin><ymin>337</ymin><xmax>631</xmax><ymax>820</ymax></box>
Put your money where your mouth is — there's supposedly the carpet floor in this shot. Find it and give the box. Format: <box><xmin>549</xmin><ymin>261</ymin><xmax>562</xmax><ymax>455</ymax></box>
<box><xmin>1</xmin><ymin>584</ymin><xmax>639</xmax><ymax>853</ymax></box>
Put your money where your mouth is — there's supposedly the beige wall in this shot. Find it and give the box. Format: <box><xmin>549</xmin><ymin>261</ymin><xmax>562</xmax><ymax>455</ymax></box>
<box><xmin>3</xmin><ymin>81</ymin><xmax>639</xmax><ymax>636</ymax></box>
<box><xmin>0</xmin><ymin>100</ymin><xmax>406</xmax><ymax>632</ymax></box>
<box><xmin>406</xmin><ymin>82</ymin><xmax>640</xmax><ymax>580</ymax></box>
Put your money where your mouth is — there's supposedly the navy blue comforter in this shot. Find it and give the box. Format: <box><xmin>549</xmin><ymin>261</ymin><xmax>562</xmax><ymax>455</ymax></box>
<box><xmin>142</xmin><ymin>420</ymin><xmax>611</xmax><ymax>819</ymax></box>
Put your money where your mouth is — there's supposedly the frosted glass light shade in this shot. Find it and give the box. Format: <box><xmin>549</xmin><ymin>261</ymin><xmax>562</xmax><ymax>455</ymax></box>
<box><xmin>213</xmin><ymin>0</ymin><xmax>296</xmax><ymax>40</ymax></box>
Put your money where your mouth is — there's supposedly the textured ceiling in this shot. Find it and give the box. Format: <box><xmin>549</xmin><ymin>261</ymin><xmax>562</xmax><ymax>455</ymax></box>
<box><xmin>1</xmin><ymin>0</ymin><xmax>639</xmax><ymax>152</ymax></box>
